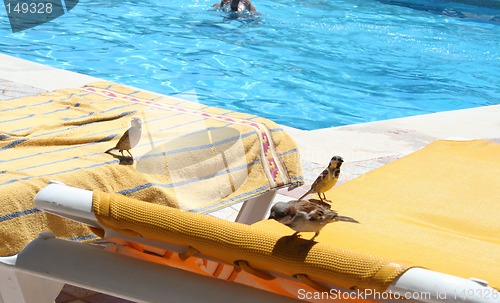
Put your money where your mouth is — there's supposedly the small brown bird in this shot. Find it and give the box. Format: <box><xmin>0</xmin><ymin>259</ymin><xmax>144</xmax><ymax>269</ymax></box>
<box><xmin>268</xmin><ymin>199</ymin><xmax>358</xmax><ymax>241</ymax></box>
<box><xmin>105</xmin><ymin>117</ymin><xmax>142</xmax><ymax>158</ymax></box>
<box><xmin>299</xmin><ymin>156</ymin><xmax>343</xmax><ymax>203</ymax></box>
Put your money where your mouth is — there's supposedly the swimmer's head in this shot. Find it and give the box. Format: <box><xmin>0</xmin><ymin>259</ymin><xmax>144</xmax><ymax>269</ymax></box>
<box><xmin>230</xmin><ymin>0</ymin><xmax>248</xmax><ymax>12</ymax></box>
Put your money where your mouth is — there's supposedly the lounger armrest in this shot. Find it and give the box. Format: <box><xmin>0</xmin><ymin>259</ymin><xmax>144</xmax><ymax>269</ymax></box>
<box><xmin>34</xmin><ymin>183</ymin><xmax>412</xmax><ymax>292</ymax></box>
<box><xmin>388</xmin><ymin>268</ymin><xmax>500</xmax><ymax>303</ymax></box>
<box><xmin>3</xmin><ymin>233</ymin><xmax>299</xmax><ymax>303</ymax></box>
<box><xmin>34</xmin><ymin>181</ymin><xmax>98</xmax><ymax>227</ymax></box>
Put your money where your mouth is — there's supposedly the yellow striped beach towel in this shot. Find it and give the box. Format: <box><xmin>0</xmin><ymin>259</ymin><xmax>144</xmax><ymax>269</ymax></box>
<box><xmin>0</xmin><ymin>81</ymin><xmax>303</xmax><ymax>256</ymax></box>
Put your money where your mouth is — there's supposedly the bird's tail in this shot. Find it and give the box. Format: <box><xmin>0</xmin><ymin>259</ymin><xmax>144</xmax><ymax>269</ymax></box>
<box><xmin>105</xmin><ymin>147</ymin><xmax>114</xmax><ymax>153</ymax></box>
<box><xmin>334</xmin><ymin>215</ymin><xmax>359</xmax><ymax>224</ymax></box>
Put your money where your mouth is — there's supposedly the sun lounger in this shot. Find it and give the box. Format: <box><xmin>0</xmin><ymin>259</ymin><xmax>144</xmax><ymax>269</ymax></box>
<box><xmin>2</xmin><ymin>139</ymin><xmax>498</xmax><ymax>302</ymax></box>
<box><xmin>0</xmin><ymin>81</ymin><xmax>303</xmax><ymax>302</ymax></box>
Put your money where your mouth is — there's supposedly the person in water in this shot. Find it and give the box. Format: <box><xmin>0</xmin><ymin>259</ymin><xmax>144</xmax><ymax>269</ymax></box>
<box><xmin>213</xmin><ymin>0</ymin><xmax>257</xmax><ymax>13</ymax></box>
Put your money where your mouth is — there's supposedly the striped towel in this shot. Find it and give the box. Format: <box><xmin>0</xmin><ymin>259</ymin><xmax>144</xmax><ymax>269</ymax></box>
<box><xmin>0</xmin><ymin>81</ymin><xmax>303</xmax><ymax>256</ymax></box>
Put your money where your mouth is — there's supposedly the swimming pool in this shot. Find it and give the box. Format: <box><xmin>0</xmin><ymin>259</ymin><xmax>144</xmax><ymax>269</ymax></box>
<box><xmin>1</xmin><ymin>0</ymin><xmax>499</xmax><ymax>130</ymax></box>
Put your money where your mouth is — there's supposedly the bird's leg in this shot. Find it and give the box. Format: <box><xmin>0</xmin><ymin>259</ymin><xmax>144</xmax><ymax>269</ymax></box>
<box><xmin>321</xmin><ymin>193</ymin><xmax>332</xmax><ymax>203</ymax></box>
<box><xmin>309</xmin><ymin>231</ymin><xmax>319</xmax><ymax>242</ymax></box>
<box><xmin>298</xmin><ymin>191</ymin><xmax>310</xmax><ymax>201</ymax></box>
<box><xmin>119</xmin><ymin>150</ymin><xmax>124</xmax><ymax>157</ymax></box>
<box><xmin>126</xmin><ymin>150</ymin><xmax>133</xmax><ymax>158</ymax></box>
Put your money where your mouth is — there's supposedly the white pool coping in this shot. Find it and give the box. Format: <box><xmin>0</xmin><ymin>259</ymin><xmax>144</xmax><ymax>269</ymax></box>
<box><xmin>1</xmin><ymin>51</ymin><xmax>499</xmax><ymax>166</ymax></box>
<box><xmin>0</xmin><ymin>53</ymin><xmax>99</xmax><ymax>91</ymax></box>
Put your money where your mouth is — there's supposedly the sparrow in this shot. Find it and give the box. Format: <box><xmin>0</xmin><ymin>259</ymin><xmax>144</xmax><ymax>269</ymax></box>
<box><xmin>299</xmin><ymin>156</ymin><xmax>343</xmax><ymax>203</ymax></box>
<box><xmin>268</xmin><ymin>199</ymin><xmax>359</xmax><ymax>241</ymax></box>
<box><xmin>105</xmin><ymin>117</ymin><xmax>142</xmax><ymax>158</ymax></box>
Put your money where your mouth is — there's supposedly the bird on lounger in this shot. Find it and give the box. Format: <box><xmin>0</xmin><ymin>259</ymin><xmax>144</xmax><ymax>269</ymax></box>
<box><xmin>105</xmin><ymin>117</ymin><xmax>142</xmax><ymax>158</ymax></box>
<box><xmin>268</xmin><ymin>199</ymin><xmax>359</xmax><ymax>241</ymax></box>
<box><xmin>299</xmin><ymin>156</ymin><xmax>343</xmax><ymax>203</ymax></box>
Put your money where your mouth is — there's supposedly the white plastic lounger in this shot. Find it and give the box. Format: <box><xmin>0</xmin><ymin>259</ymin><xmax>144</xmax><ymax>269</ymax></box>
<box><xmin>1</xmin><ymin>182</ymin><xmax>498</xmax><ymax>303</ymax></box>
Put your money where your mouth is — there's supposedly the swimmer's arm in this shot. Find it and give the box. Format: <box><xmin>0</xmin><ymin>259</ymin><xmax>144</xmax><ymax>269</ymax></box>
<box><xmin>248</xmin><ymin>3</ymin><xmax>258</xmax><ymax>13</ymax></box>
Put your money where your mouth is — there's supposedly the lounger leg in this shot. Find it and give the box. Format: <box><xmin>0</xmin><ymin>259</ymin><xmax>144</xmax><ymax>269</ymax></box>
<box><xmin>236</xmin><ymin>190</ymin><xmax>277</xmax><ymax>224</ymax></box>
<box><xmin>0</xmin><ymin>258</ymin><xmax>64</xmax><ymax>303</ymax></box>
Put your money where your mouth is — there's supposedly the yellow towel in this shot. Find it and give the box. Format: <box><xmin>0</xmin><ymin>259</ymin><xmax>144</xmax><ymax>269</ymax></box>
<box><xmin>256</xmin><ymin>139</ymin><xmax>500</xmax><ymax>289</ymax></box>
<box><xmin>0</xmin><ymin>81</ymin><xmax>303</xmax><ymax>256</ymax></box>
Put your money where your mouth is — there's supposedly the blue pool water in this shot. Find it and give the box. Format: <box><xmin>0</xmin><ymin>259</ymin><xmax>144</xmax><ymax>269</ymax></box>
<box><xmin>1</xmin><ymin>0</ymin><xmax>499</xmax><ymax>130</ymax></box>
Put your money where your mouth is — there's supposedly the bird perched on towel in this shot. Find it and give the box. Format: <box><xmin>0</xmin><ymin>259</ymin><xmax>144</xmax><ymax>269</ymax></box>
<box><xmin>105</xmin><ymin>117</ymin><xmax>142</xmax><ymax>158</ymax></box>
<box><xmin>299</xmin><ymin>156</ymin><xmax>343</xmax><ymax>203</ymax></box>
<box><xmin>268</xmin><ymin>199</ymin><xmax>359</xmax><ymax>241</ymax></box>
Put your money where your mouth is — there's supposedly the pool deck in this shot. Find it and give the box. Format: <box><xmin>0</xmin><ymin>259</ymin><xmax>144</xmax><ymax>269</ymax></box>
<box><xmin>1</xmin><ymin>52</ymin><xmax>500</xmax><ymax>302</ymax></box>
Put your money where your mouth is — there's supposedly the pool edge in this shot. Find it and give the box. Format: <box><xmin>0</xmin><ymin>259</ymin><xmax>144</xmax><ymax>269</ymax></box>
<box><xmin>1</xmin><ymin>51</ymin><xmax>499</xmax><ymax>166</ymax></box>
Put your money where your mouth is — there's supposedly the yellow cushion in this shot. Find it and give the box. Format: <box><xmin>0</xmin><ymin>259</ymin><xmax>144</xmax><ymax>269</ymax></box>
<box><xmin>93</xmin><ymin>190</ymin><xmax>412</xmax><ymax>292</ymax></box>
<box><xmin>256</xmin><ymin>140</ymin><xmax>500</xmax><ymax>289</ymax></box>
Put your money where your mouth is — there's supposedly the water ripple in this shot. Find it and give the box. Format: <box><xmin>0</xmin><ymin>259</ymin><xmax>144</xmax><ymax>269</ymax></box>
<box><xmin>0</xmin><ymin>0</ymin><xmax>498</xmax><ymax>129</ymax></box>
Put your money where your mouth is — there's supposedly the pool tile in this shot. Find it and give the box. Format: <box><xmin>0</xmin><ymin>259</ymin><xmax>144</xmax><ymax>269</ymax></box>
<box><xmin>0</xmin><ymin>79</ymin><xmax>46</xmax><ymax>101</ymax></box>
